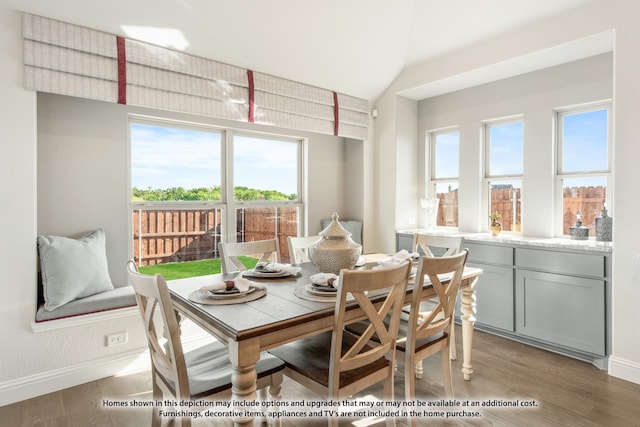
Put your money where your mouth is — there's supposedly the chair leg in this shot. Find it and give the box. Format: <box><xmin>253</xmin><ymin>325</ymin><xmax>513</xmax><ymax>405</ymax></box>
<box><xmin>442</xmin><ymin>346</ymin><xmax>454</xmax><ymax>398</ymax></box>
<box><xmin>404</xmin><ymin>358</ymin><xmax>417</xmax><ymax>427</ymax></box>
<box><xmin>449</xmin><ymin>320</ymin><xmax>457</xmax><ymax>360</ymax></box>
<box><xmin>383</xmin><ymin>372</ymin><xmax>397</xmax><ymax>427</ymax></box>
<box><xmin>268</xmin><ymin>372</ymin><xmax>283</xmax><ymax>427</ymax></box>
<box><xmin>151</xmin><ymin>379</ymin><xmax>162</xmax><ymax>427</ymax></box>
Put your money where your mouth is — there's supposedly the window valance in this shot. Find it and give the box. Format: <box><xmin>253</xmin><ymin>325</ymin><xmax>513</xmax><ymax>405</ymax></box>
<box><xmin>22</xmin><ymin>13</ymin><xmax>369</xmax><ymax>140</ymax></box>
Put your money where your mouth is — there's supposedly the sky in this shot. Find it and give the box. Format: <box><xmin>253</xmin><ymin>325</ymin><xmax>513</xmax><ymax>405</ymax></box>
<box><xmin>437</xmin><ymin>109</ymin><xmax>607</xmax><ymax>178</ymax></box>
<box><xmin>130</xmin><ymin>122</ymin><xmax>298</xmax><ymax>195</ymax></box>
<box><xmin>131</xmin><ymin>108</ymin><xmax>607</xmax><ymax>197</ymax></box>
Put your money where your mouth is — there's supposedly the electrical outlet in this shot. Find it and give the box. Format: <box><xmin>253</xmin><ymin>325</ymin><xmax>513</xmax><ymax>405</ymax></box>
<box><xmin>105</xmin><ymin>332</ymin><xmax>128</xmax><ymax>347</ymax></box>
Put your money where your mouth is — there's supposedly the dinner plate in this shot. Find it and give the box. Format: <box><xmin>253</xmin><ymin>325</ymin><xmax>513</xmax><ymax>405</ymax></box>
<box><xmin>242</xmin><ymin>269</ymin><xmax>292</xmax><ymax>278</ymax></box>
<box><xmin>205</xmin><ymin>286</ymin><xmax>256</xmax><ymax>299</ymax></box>
<box><xmin>305</xmin><ymin>283</ymin><xmax>337</xmax><ymax>297</ymax></box>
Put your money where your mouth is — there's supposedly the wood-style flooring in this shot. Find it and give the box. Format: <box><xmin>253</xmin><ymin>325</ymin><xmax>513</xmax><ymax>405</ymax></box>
<box><xmin>2</xmin><ymin>327</ymin><xmax>639</xmax><ymax>426</ymax></box>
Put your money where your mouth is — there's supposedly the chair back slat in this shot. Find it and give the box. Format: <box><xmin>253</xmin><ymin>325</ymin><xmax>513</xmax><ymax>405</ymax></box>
<box><xmin>218</xmin><ymin>238</ymin><xmax>280</xmax><ymax>274</ymax></box>
<box><xmin>412</xmin><ymin>234</ymin><xmax>463</xmax><ymax>258</ymax></box>
<box><xmin>409</xmin><ymin>250</ymin><xmax>468</xmax><ymax>344</ymax></box>
<box><xmin>287</xmin><ymin>235</ymin><xmax>320</xmax><ymax>264</ymax></box>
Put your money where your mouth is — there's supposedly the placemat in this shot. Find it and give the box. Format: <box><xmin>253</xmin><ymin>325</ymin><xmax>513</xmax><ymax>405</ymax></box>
<box><xmin>188</xmin><ymin>284</ymin><xmax>266</xmax><ymax>305</ymax></box>
<box><xmin>293</xmin><ymin>284</ymin><xmax>354</xmax><ymax>303</ymax></box>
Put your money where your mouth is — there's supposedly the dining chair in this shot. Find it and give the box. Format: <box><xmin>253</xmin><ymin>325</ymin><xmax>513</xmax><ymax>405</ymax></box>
<box><xmin>410</xmin><ymin>233</ymin><xmax>464</xmax><ymax>369</ymax></box>
<box><xmin>218</xmin><ymin>238</ymin><xmax>280</xmax><ymax>274</ymax></box>
<box><xmin>126</xmin><ymin>260</ymin><xmax>285</xmax><ymax>427</ymax></box>
<box><xmin>268</xmin><ymin>260</ymin><xmax>412</xmax><ymax>427</ymax></box>
<box><xmin>412</xmin><ymin>233</ymin><xmax>464</xmax><ymax>257</ymax></box>
<box><xmin>286</xmin><ymin>235</ymin><xmax>320</xmax><ymax>264</ymax></box>
<box><xmin>320</xmin><ymin>217</ymin><xmax>363</xmax><ymax>245</ymax></box>
<box><xmin>397</xmin><ymin>250</ymin><xmax>468</xmax><ymax>426</ymax></box>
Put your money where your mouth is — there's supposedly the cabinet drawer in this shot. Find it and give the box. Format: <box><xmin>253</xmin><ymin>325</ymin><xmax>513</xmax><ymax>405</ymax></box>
<box><xmin>516</xmin><ymin>248</ymin><xmax>605</xmax><ymax>278</ymax></box>
<box><xmin>465</xmin><ymin>242</ymin><xmax>514</xmax><ymax>266</ymax></box>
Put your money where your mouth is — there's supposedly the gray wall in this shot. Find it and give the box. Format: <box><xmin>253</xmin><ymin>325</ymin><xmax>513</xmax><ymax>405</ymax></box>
<box><xmin>417</xmin><ymin>53</ymin><xmax>613</xmax><ymax>236</ymax></box>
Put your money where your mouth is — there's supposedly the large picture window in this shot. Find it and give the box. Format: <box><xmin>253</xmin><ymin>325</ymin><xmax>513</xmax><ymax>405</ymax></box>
<box><xmin>556</xmin><ymin>105</ymin><xmax>610</xmax><ymax>236</ymax></box>
<box><xmin>129</xmin><ymin>118</ymin><xmax>304</xmax><ymax>276</ymax></box>
<box><xmin>484</xmin><ymin>119</ymin><xmax>523</xmax><ymax>232</ymax></box>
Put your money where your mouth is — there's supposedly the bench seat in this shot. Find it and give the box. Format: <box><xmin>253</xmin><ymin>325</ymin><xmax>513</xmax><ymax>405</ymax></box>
<box><xmin>35</xmin><ymin>285</ymin><xmax>137</xmax><ymax>322</ymax></box>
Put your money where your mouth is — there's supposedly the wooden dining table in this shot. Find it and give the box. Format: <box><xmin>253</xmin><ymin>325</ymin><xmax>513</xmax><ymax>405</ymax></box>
<box><xmin>167</xmin><ymin>255</ymin><xmax>481</xmax><ymax>426</ymax></box>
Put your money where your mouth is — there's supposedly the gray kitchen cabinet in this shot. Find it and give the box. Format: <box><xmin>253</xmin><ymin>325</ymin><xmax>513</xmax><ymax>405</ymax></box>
<box><xmin>396</xmin><ymin>231</ymin><xmax>611</xmax><ymax>368</ymax></box>
<box><xmin>464</xmin><ymin>242</ymin><xmax>514</xmax><ymax>332</ymax></box>
<box><xmin>515</xmin><ymin>247</ymin><xmax>607</xmax><ymax>357</ymax></box>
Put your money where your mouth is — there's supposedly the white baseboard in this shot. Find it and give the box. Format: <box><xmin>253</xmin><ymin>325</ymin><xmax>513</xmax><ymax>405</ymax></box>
<box><xmin>608</xmin><ymin>355</ymin><xmax>640</xmax><ymax>385</ymax></box>
<box><xmin>0</xmin><ymin>348</ymin><xmax>151</xmax><ymax>407</ymax></box>
<box><xmin>0</xmin><ymin>333</ymin><xmax>214</xmax><ymax>407</ymax></box>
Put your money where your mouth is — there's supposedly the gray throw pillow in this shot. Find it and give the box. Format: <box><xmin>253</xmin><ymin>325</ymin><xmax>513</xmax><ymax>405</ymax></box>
<box><xmin>38</xmin><ymin>229</ymin><xmax>114</xmax><ymax>311</ymax></box>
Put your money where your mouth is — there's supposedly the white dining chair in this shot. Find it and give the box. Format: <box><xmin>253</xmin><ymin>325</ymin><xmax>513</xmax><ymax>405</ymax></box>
<box><xmin>126</xmin><ymin>259</ymin><xmax>284</xmax><ymax>426</ymax></box>
<box><xmin>218</xmin><ymin>238</ymin><xmax>280</xmax><ymax>274</ymax></box>
<box><xmin>286</xmin><ymin>235</ymin><xmax>320</xmax><ymax>264</ymax></box>
<box><xmin>410</xmin><ymin>233</ymin><xmax>464</xmax><ymax>370</ymax></box>
<box><xmin>396</xmin><ymin>250</ymin><xmax>468</xmax><ymax>427</ymax></box>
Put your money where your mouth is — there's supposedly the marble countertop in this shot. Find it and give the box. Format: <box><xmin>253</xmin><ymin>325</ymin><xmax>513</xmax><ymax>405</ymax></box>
<box><xmin>396</xmin><ymin>228</ymin><xmax>612</xmax><ymax>253</ymax></box>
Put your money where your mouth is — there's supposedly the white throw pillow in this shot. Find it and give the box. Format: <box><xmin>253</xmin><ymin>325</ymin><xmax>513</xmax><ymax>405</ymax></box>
<box><xmin>38</xmin><ymin>229</ymin><xmax>114</xmax><ymax>311</ymax></box>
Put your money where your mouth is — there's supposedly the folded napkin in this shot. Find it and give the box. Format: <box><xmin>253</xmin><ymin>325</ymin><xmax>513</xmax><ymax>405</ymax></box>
<box><xmin>309</xmin><ymin>272</ymin><xmax>340</xmax><ymax>288</ymax></box>
<box><xmin>255</xmin><ymin>262</ymin><xmax>301</xmax><ymax>275</ymax></box>
<box><xmin>390</xmin><ymin>249</ymin><xmax>420</xmax><ymax>263</ymax></box>
<box><xmin>202</xmin><ymin>277</ymin><xmax>255</xmax><ymax>292</ymax></box>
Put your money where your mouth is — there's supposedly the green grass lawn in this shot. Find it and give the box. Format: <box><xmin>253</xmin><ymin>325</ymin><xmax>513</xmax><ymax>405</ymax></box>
<box><xmin>138</xmin><ymin>257</ymin><xmax>259</xmax><ymax>280</ymax></box>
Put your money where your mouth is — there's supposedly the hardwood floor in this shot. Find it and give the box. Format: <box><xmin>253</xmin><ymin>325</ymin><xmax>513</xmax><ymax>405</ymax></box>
<box><xmin>2</xmin><ymin>327</ymin><xmax>639</xmax><ymax>426</ymax></box>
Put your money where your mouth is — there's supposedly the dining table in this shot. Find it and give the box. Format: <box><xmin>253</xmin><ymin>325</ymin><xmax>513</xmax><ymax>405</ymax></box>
<box><xmin>167</xmin><ymin>254</ymin><xmax>482</xmax><ymax>426</ymax></box>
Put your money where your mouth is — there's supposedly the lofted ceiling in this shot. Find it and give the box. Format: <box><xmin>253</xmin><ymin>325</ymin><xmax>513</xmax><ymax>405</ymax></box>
<box><xmin>0</xmin><ymin>0</ymin><xmax>597</xmax><ymax>101</ymax></box>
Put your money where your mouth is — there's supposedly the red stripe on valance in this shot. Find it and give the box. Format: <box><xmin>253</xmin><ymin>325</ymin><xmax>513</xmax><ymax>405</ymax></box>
<box><xmin>247</xmin><ymin>70</ymin><xmax>255</xmax><ymax>123</ymax></box>
<box><xmin>116</xmin><ymin>36</ymin><xmax>126</xmax><ymax>104</ymax></box>
<box><xmin>333</xmin><ymin>91</ymin><xmax>339</xmax><ymax>136</ymax></box>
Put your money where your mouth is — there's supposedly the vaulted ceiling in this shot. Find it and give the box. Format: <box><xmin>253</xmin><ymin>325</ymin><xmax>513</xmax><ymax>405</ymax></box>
<box><xmin>0</xmin><ymin>0</ymin><xmax>595</xmax><ymax>101</ymax></box>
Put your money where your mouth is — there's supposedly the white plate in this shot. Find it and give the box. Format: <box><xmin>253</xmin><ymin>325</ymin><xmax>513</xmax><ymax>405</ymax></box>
<box><xmin>242</xmin><ymin>269</ymin><xmax>292</xmax><ymax>278</ymax></box>
<box><xmin>305</xmin><ymin>283</ymin><xmax>337</xmax><ymax>297</ymax></box>
<box><xmin>205</xmin><ymin>286</ymin><xmax>256</xmax><ymax>299</ymax></box>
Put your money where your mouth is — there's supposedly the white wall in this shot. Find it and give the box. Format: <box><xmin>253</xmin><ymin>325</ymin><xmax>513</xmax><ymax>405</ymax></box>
<box><xmin>417</xmin><ymin>53</ymin><xmax>613</xmax><ymax>236</ymax></box>
<box><xmin>0</xmin><ymin>7</ymin><xmax>356</xmax><ymax>405</ymax></box>
<box><xmin>373</xmin><ymin>0</ymin><xmax>640</xmax><ymax>384</ymax></box>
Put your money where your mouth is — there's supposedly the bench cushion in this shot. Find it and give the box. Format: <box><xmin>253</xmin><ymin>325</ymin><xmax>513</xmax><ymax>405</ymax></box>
<box><xmin>35</xmin><ymin>285</ymin><xmax>137</xmax><ymax>322</ymax></box>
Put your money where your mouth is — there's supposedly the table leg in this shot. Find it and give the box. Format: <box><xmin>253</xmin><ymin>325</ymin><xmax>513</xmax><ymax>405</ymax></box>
<box><xmin>460</xmin><ymin>278</ymin><xmax>478</xmax><ymax>381</ymax></box>
<box><xmin>228</xmin><ymin>339</ymin><xmax>260</xmax><ymax>426</ymax></box>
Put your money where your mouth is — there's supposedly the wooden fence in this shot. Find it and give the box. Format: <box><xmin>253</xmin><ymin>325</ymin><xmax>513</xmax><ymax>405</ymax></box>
<box><xmin>436</xmin><ymin>186</ymin><xmax>604</xmax><ymax>234</ymax></box>
<box><xmin>134</xmin><ymin>186</ymin><xmax>606</xmax><ymax>265</ymax></box>
<box><xmin>133</xmin><ymin>207</ymin><xmax>298</xmax><ymax>265</ymax></box>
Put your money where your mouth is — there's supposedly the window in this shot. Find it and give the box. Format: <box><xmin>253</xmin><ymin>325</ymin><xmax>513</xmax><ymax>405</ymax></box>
<box><xmin>229</xmin><ymin>134</ymin><xmax>302</xmax><ymax>263</ymax></box>
<box><xmin>556</xmin><ymin>105</ymin><xmax>610</xmax><ymax>236</ymax></box>
<box><xmin>129</xmin><ymin>118</ymin><xmax>304</xmax><ymax>273</ymax></box>
<box><xmin>427</xmin><ymin>130</ymin><xmax>459</xmax><ymax>227</ymax></box>
<box><xmin>484</xmin><ymin>119</ymin><xmax>523</xmax><ymax>232</ymax></box>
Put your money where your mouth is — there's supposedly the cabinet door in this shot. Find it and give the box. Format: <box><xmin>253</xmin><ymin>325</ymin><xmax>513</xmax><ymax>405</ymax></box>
<box><xmin>471</xmin><ymin>262</ymin><xmax>514</xmax><ymax>332</ymax></box>
<box><xmin>397</xmin><ymin>234</ymin><xmax>413</xmax><ymax>252</ymax></box>
<box><xmin>515</xmin><ymin>270</ymin><xmax>605</xmax><ymax>355</ymax></box>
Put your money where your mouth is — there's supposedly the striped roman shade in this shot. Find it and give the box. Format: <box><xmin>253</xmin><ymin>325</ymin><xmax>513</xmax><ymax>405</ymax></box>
<box><xmin>22</xmin><ymin>13</ymin><xmax>369</xmax><ymax>140</ymax></box>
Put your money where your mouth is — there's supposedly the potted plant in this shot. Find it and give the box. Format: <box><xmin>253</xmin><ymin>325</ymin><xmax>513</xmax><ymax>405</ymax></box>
<box><xmin>489</xmin><ymin>211</ymin><xmax>502</xmax><ymax>236</ymax></box>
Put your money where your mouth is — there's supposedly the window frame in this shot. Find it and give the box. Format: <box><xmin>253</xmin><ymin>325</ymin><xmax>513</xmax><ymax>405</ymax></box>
<box><xmin>426</xmin><ymin>127</ymin><xmax>460</xmax><ymax>228</ymax></box>
<box><xmin>483</xmin><ymin>116</ymin><xmax>524</xmax><ymax>234</ymax></box>
<box><xmin>128</xmin><ymin>114</ymin><xmax>306</xmax><ymax>266</ymax></box>
<box><xmin>554</xmin><ymin>102</ymin><xmax>612</xmax><ymax>237</ymax></box>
